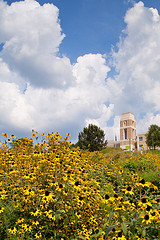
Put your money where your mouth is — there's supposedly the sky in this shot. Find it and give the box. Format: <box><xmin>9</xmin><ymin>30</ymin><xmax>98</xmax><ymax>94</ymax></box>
<box><xmin>0</xmin><ymin>0</ymin><xmax>160</xmax><ymax>143</ymax></box>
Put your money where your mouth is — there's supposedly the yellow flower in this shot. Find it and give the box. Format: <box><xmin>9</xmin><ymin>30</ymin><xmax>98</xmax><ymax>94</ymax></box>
<box><xmin>138</xmin><ymin>197</ymin><xmax>152</xmax><ymax>207</ymax></box>
<box><xmin>45</xmin><ymin>210</ymin><xmax>56</xmax><ymax>220</ymax></box>
<box><xmin>32</xmin><ymin>221</ymin><xmax>39</xmax><ymax>226</ymax></box>
<box><xmin>30</xmin><ymin>209</ymin><xmax>41</xmax><ymax>216</ymax></box>
<box><xmin>8</xmin><ymin>226</ymin><xmax>17</xmax><ymax>235</ymax></box>
<box><xmin>35</xmin><ymin>232</ymin><xmax>42</xmax><ymax>238</ymax></box>
<box><xmin>0</xmin><ymin>206</ymin><xmax>4</xmax><ymax>213</ymax></box>
<box><xmin>122</xmin><ymin>186</ymin><xmax>134</xmax><ymax>195</ymax></box>
<box><xmin>16</xmin><ymin>218</ymin><xmax>24</xmax><ymax>224</ymax></box>
<box><xmin>140</xmin><ymin>214</ymin><xmax>153</xmax><ymax>224</ymax></box>
<box><xmin>21</xmin><ymin>224</ymin><xmax>32</xmax><ymax>232</ymax></box>
<box><xmin>1</xmin><ymin>133</ymin><xmax>7</xmax><ymax>138</ymax></box>
<box><xmin>66</xmin><ymin>133</ymin><xmax>71</xmax><ymax>137</ymax></box>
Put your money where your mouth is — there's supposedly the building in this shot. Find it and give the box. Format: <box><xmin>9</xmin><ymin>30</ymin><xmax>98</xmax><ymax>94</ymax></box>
<box><xmin>108</xmin><ymin>112</ymin><xmax>157</xmax><ymax>151</ymax></box>
<box><xmin>120</xmin><ymin>112</ymin><xmax>136</xmax><ymax>151</ymax></box>
<box><xmin>107</xmin><ymin>139</ymin><xmax>120</xmax><ymax>148</ymax></box>
<box><xmin>137</xmin><ymin>133</ymin><xmax>148</xmax><ymax>151</ymax></box>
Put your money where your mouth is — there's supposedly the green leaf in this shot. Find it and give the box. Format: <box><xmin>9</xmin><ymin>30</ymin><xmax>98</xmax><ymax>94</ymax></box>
<box><xmin>104</xmin><ymin>225</ymin><xmax>118</xmax><ymax>239</ymax></box>
<box><xmin>108</xmin><ymin>211</ymin><xmax>115</xmax><ymax>222</ymax></box>
<box><xmin>77</xmin><ymin>236</ymin><xmax>86</xmax><ymax>240</ymax></box>
<box><xmin>102</xmin><ymin>221</ymin><xmax>109</xmax><ymax>230</ymax></box>
<box><xmin>91</xmin><ymin>229</ymin><xmax>104</xmax><ymax>239</ymax></box>
<box><xmin>142</xmin><ymin>229</ymin><xmax>146</xmax><ymax>237</ymax></box>
<box><xmin>121</xmin><ymin>221</ymin><xmax>127</xmax><ymax>236</ymax></box>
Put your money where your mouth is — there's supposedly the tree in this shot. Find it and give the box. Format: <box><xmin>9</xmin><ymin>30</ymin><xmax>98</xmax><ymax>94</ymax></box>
<box><xmin>77</xmin><ymin>124</ymin><xmax>107</xmax><ymax>151</ymax></box>
<box><xmin>146</xmin><ymin>124</ymin><xmax>160</xmax><ymax>149</ymax></box>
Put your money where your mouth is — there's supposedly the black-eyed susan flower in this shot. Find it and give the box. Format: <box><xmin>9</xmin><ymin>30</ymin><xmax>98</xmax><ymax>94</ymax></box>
<box><xmin>1</xmin><ymin>133</ymin><xmax>7</xmax><ymax>138</ymax></box>
<box><xmin>8</xmin><ymin>226</ymin><xmax>17</xmax><ymax>235</ymax></box>
<box><xmin>30</xmin><ymin>209</ymin><xmax>42</xmax><ymax>216</ymax></box>
<box><xmin>140</xmin><ymin>214</ymin><xmax>153</xmax><ymax>224</ymax></box>
<box><xmin>122</xmin><ymin>186</ymin><xmax>134</xmax><ymax>195</ymax></box>
<box><xmin>117</xmin><ymin>231</ymin><xmax>126</xmax><ymax>239</ymax></box>
<box><xmin>45</xmin><ymin>210</ymin><xmax>56</xmax><ymax>220</ymax></box>
<box><xmin>35</xmin><ymin>232</ymin><xmax>42</xmax><ymax>238</ymax></box>
<box><xmin>138</xmin><ymin>197</ymin><xmax>152</xmax><ymax>208</ymax></box>
<box><xmin>146</xmin><ymin>205</ymin><xmax>152</xmax><ymax>212</ymax></box>
<box><xmin>32</xmin><ymin>220</ymin><xmax>39</xmax><ymax>226</ymax></box>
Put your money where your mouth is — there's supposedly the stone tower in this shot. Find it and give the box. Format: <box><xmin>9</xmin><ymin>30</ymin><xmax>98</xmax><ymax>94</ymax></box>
<box><xmin>120</xmin><ymin>112</ymin><xmax>136</xmax><ymax>150</ymax></box>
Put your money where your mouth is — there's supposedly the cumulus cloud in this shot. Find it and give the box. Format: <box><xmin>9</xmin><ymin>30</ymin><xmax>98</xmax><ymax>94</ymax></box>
<box><xmin>110</xmin><ymin>1</ymin><xmax>160</xmax><ymax>133</ymax></box>
<box><xmin>0</xmin><ymin>0</ymin><xmax>73</xmax><ymax>89</ymax></box>
<box><xmin>0</xmin><ymin>0</ymin><xmax>160</xmax><ymax>142</ymax></box>
<box><xmin>0</xmin><ymin>0</ymin><xmax>113</xmax><ymax>141</ymax></box>
<box><xmin>23</xmin><ymin>53</ymin><xmax>111</xmax><ymax>140</ymax></box>
<box><xmin>137</xmin><ymin>113</ymin><xmax>160</xmax><ymax>134</ymax></box>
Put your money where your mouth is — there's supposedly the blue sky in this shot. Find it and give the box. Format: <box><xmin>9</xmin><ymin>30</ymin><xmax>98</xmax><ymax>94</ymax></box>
<box><xmin>1</xmin><ymin>0</ymin><xmax>160</xmax><ymax>142</ymax></box>
<box><xmin>54</xmin><ymin>0</ymin><xmax>160</xmax><ymax>63</ymax></box>
<box><xmin>5</xmin><ymin>0</ymin><xmax>160</xmax><ymax>63</ymax></box>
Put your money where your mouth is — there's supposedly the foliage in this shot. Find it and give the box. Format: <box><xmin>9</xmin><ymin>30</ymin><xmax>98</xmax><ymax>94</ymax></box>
<box><xmin>77</xmin><ymin>124</ymin><xmax>107</xmax><ymax>151</ymax></box>
<box><xmin>146</xmin><ymin>124</ymin><xmax>160</xmax><ymax>149</ymax></box>
<box><xmin>100</xmin><ymin>147</ymin><xmax>122</xmax><ymax>154</ymax></box>
<box><xmin>0</xmin><ymin>131</ymin><xmax>159</xmax><ymax>239</ymax></box>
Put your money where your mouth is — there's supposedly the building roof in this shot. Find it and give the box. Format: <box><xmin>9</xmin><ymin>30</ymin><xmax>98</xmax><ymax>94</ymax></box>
<box><xmin>120</xmin><ymin>112</ymin><xmax>135</xmax><ymax>121</ymax></box>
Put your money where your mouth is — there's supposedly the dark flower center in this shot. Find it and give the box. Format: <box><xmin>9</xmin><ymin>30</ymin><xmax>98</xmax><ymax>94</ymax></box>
<box><xmin>142</xmin><ymin>198</ymin><xmax>147</xmax><ymax>203</ymax></box>
<box><xmin>146</xmin><ymin>205</ymin><xmax>151</xmax><ymax>211</ymax></box>
<box><xmin>75</xmin><ymin>181</ymin><xmax>80</xmax><ymax>186</ymax></box>
<box><xmin>144</xmin><ymin>215</ymin><xmax>149</xmax><ymax>220</ymax></box>
<box><xmin>118</xmin><ymin>231</ymin><xmax>122</xmax><ymax>237</ymax></box>
<box><xmin>45</xmin><ymin>191</ymin><xmax>50</xmax><ymax>196</ymax></box>
<box><xmin>105</xmin><ymin>194</ymin><xmax>109</xmax><ymax>200</ymax></box>
<box><xmin>139</xmin><ymin>179</ymin><xmax>145</xmax><ymax>184</ymax></box>
<box><xmin>127</xmin><ymin>186</ymin><xmax>132</xmax><ymax>191</ymax></box>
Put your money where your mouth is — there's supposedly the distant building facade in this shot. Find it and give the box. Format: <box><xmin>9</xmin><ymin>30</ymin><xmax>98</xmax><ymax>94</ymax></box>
<box><xmin>120</xmin><ymin>112</ymin><xmax>136</xmax><ymax>151</ymax></box>
<box><xmin>137</xmin><ymin>133</ymin><xmax>148</xmax><ymax>151</ymax></box>
<box><xmin>108</xmin><ymin>112</ymin><xmax>156</xmax><ymax>151</ymax></box>
<box><xmin>107</xmin><ymin>140</ymin><xmax>120</xmax><ymax>148</ymax></box>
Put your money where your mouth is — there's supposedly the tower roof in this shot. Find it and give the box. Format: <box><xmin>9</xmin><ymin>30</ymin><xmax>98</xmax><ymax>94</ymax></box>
<box><xmin>120</xmin><ymin>112</ymin><xmax>135</xmax><ymax>121</ymax></box>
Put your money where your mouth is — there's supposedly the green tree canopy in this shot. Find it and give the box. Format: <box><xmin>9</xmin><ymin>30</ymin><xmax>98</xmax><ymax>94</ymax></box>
<box><xmin>77</xmin><ymin>124</ymin><xmax>107</xmax><ymax>151</ymax></box>
<box><xmin>146</xmin><ymin>124</ymin><xmax>160</xmax><ymax>149</ymax></box>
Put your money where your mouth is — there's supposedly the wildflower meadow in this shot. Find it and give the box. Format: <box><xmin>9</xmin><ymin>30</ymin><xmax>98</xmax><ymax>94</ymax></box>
<box><xmin>0</xmin><ymin>131</ymin><xmax>159</xmax><ymax>239</ymax></box>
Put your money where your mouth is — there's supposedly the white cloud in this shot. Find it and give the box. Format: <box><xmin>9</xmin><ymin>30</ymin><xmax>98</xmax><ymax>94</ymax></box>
<box><xmin>0</xmin><ymin>0</ymin><xmax>160</xmax><ymax>143</ymax></box>
<box><xmin>110</xmin><ymin>1</ymin><xmax>160</xmax><ymax>133</ymax></box>
<box><xmin>0</xmin><ymin>0</ymin><xmax>112</xmax><ymax>141</ymax></box>
<box><xmin>137</xmin><ymin>113</ymin><xmax>160</xmax><ymax>134</ymax></box>
<box><xmin>23</xmin><ymin>53</ymin><xmax>111</xmax><ymax>140</ymax></box>
<box><xmin>85</xmin><ymin>104</ymin><xmax>115</xmax><ymax>140</ymax></box>
<box><xmin>0</xmin><ymin>81</ymin><xmax>34</xmax><ymax>131</ymax></box>
<box><xmin>0</xmin><ymin>51</ymin><xmax>112</xmax><ymax>141</ymax></box>
<box><xmin>0</xmin><ymin>0</ymin><xmax>74</xmax><ymax>89</ymax></box>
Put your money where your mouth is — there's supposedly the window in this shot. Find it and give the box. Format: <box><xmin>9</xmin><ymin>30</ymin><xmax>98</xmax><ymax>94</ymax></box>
<box><xmin>124</xmin><ymin>128</ymin><xmax>127</xmax><ymax>140</ymax></box>
<box><xmin>139</xmin><ymin>137</ymin><xmax>143</xmax><ymax>141</ymax></box>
